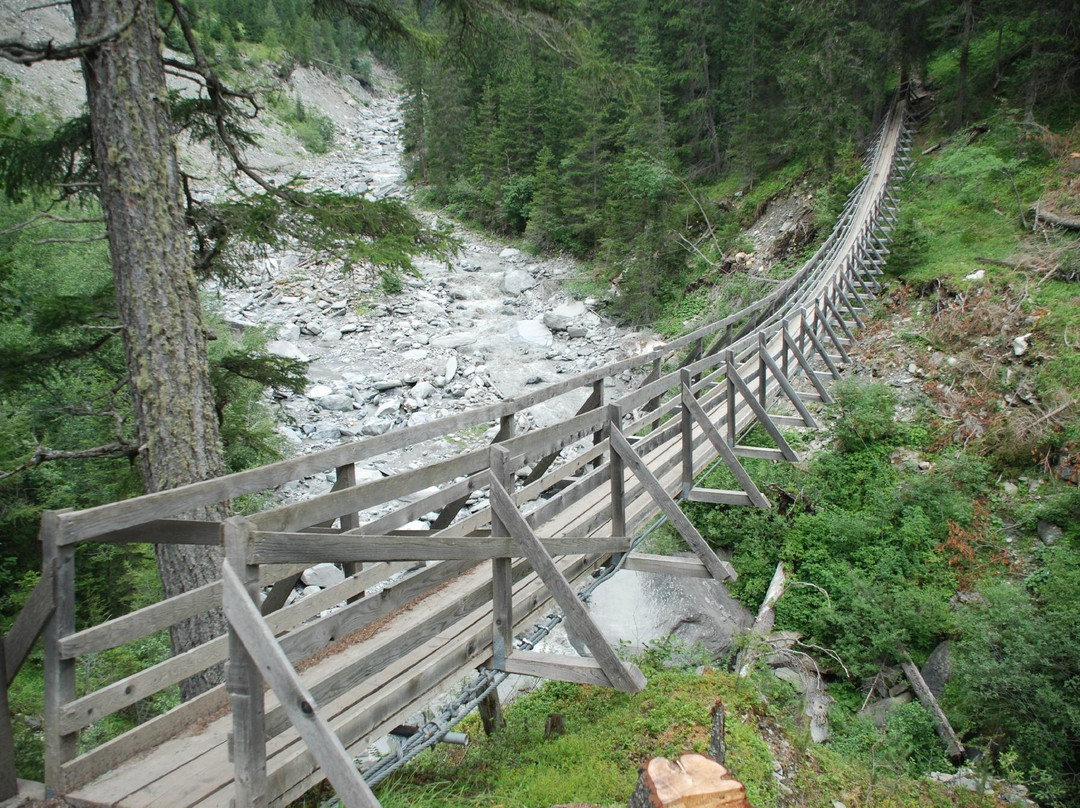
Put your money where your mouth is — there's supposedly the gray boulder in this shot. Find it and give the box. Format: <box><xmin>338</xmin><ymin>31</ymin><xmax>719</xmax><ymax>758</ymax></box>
<box><xmin>499</xmin><ymin>268</ymin><xmax>537</xmax><ymax>295</ymax></box>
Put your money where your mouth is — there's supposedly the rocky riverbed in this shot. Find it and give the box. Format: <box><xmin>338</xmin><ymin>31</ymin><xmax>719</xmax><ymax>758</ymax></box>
<box><xmin>205</xmin><ymin>78</ymin><xmax>661</xmax><ymax>523</ymax></box>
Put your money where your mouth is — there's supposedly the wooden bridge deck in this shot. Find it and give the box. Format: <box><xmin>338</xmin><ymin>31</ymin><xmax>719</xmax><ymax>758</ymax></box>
<box><xmin>3</xmin><ymin>94</ymin><xmax>913</xmax><ymax>808</ymax></box>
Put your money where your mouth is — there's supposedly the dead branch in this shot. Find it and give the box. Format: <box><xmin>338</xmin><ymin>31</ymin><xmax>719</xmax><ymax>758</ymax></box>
<box><xmin>33</xmin><ymin>234</ymin><xmax>108</xmax><ymax>245</ymax></box>
<box><xmin>0</xmin><ymin>212</ymin><xmax>105</xmax><ymax>235</ymax></box>
<box><xmin>0</xmin><ymin>10</ymin><xmax>137</xmax><ymax>64</ymax></box>
<box><xmin>897</xmin><ymin>646</ymin><xmax>965</xmax><ymax>763</ymax></box>
<box><xmin>0</xmin><ymin>441</ymin><xmax>142</xmax><ymax>481</ymax></box>
<box><xmin>1032</xmin><ymin>208</ymin><xmax>1080</xmax><ymax>231</ymax></box>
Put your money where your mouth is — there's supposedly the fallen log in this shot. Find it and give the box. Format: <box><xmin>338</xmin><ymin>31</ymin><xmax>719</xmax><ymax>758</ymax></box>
<box><xmin>1032</xmin><ymin>208</ymin><xmax>1080</xmax><ymax>231</ymax></box>
<box><xmin>898</xmin><ymin>647</ymin><xmax>965</xmax><ymax>763</ymax></box>
<box><xmin>735</xmin><ymin>561</ymin><xmax>787</xmax><ymax>677</ymax></box>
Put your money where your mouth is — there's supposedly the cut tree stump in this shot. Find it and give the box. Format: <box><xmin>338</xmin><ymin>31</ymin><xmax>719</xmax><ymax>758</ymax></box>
<box><xmin>627</xmin><ymin>754</ymin><xmax>750</xmax><ymax>808</ymax></box>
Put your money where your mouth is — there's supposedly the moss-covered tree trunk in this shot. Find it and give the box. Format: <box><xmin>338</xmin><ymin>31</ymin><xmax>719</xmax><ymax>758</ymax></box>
<box><xmin>71</xmin><ymin>0</ymin><xmax>227</xmax><ymax>698</ymax></box>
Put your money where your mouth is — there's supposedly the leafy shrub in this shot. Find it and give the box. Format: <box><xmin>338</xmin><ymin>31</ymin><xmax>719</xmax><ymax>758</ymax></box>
<box><xmin>830</xmin><ymin>379</ymin><xmax>899</xmax><ymax>452</ymax></box>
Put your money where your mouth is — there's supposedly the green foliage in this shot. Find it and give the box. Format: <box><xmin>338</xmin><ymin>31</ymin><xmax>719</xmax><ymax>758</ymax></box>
<box><xmin>267</xmin><ymin>92</ymin><xmax>336</xmax><ymax>154</ymax></box>
<box><xmin>950</xmin><ymin>564</ymin><xmax>1080</xmax><ymax>805</ymax></box>
<box><xmin>830</xmin><ymin>379</ymin><xmax>900</xmax><ymax>452</ymax></box>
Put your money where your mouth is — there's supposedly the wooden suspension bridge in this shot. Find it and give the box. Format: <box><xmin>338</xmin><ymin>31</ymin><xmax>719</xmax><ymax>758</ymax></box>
<box><xmin>0</xmin><ymin>90</ymin><xmax>915</xmax><ymax>807</ymax></box>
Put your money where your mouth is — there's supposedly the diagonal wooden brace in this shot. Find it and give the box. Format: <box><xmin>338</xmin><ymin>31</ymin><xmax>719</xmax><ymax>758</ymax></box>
<box><xmin>783</xmin><ymin>322</ymin><xmax>833</xmax><ymax>403</ymax></box>
<box><xmin>681</xmin><ymin>381</ymin><xmax>771</xmax><ymax>508</ymax></box>
<box><xmin>608</xmin><ymin>427</ymin><xmax>737</xmax><ymax>582</ymax></box>
<box><xmin>222</xmin><ymin>562</ymin><xmax>381</xmax><ymax>808</ymax></box>
<box><xmin>488</xmin><ymin>452</ymin><xmax>646</xmax><ymax>693</ymax></box>
<box><xmin>724</xmin><ymin>354</ymin><xmax>799</xmax><ymax>462</ymax></box>
<box><xmin>756</xmin><ymin>334</ymin><xmax>819</xmax><ymax>429</ymax></box>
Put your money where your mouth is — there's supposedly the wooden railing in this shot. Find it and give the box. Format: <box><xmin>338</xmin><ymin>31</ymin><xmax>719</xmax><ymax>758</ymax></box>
<box><xmin>1</xmin><ymin>90</ymin><xmax>914</xmax><ymax>805</ymax></box>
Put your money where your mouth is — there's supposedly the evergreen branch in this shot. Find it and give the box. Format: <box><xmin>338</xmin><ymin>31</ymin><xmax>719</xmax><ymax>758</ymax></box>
<box><xmin>0</xmin><ymin>441</ymin><xmax>142</xmax><ymax>482</ymax></box>
<box><xmin>0</xmin><ymin>10</ymin><xmax>137</xmax><ymax>65</ymax></box>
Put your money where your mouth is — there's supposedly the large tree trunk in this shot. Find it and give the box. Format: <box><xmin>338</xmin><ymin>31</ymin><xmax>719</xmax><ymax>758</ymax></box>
<box><xmin>71</xmin><ymin>0</ymin><xmax>228</xmax><ymax>699</ymax></box>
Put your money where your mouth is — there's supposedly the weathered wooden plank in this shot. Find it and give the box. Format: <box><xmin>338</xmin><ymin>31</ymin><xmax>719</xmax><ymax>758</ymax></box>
<box><xmin>224</xmin><ymin>517</ymin><xmax>268</xmax><ymax>808</ymax></box>
<box><xmin>496</xmin><ymin>650</ymin><xmax>612</xmax><ymax>687</ymax></box>
<box><xmin>61</xmin><ymin>686</ymin><xmax>231</xmax><ymax>794</ymax></box>
<box><xmin>489</xmin><ymin>457</ymin><xmax>646</xmax><ymax>694</ymax></box>
<box><xmin>250</xmin><ymin>532</ymin><xmax>630</xmax><ymax>564</ymax></box>
<box><xmin>263</xmin><ymin>560</ymin><xmax>484</xmax><ymax>735</ymax></box>
<box><xmin>500</xmin><ymin>407</ymin><xmax>609</xmax><ymax>469</ymax></box>
<box><xmin>42</xmin><ymin>509</ymin><xmax>76</xmax><ymax>796</ymax></box>
<box><xmin>65</xmin><ymin>519</ymin><xmax>222</xmax><ymax>547</ymax></box>
<box><xmin>250</xmin><ymin>448</ymin><xmax>489</xmax><ymax>534</ymax></box>
<box><xmin>222</xmin><ymin>562</ymin><xmax>381</xmax><ymax>808</ymax></box>
<box><xmin>59</xmin><ymin>580</ymin><xmax>220</xmax><ymax>661</ymax></box>
<box><xmin>4</xmin><ymin>563</ymin><xmax>54</xmax><ymax>685</ymax></box>
<box><xmin>58</xmin><ymin>561</ymin><xmax>408</xmax><ymax>736</ymax></box>
<box><xmin>489</xmin><ymin>447</ymin><xmax>514</xmax><ymax>671</ymax></box>
<box><xmin>609</xmin><ymin>428</ymin><xmax>737</xmax><ymax>583</ymax></box>
<box><xmin>732</xmin><ymin>445</ymin><xmax>787</xmax><ymax>461</ymax></box>
<box><xmin>0</xmin><ymin>637</ymin><xmax>17</xmax><ymax>801</ymax></box>
<box><xmin>687</xmin><ymin>488</ymin><xmax>755</xmax><ymax>506</ymax></box>
<box><xmin>621</xmin><ymin>554</ymin><xmax>711</xmax><ymax>579</ymax></box>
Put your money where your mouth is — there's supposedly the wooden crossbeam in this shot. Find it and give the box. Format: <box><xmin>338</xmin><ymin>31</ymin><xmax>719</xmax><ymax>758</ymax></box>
<box><xmin>609</xmin><ymin>427</ymin><xmax>737</xmax><ymax>582</ymax></box>
<box><xmin>621</xmin><ymin>554</ymin><xmax>710</xmax><ymax>579</ymax></box>
<box><xmin>248</xmin><ymin>533</ymin><xmax>632</xmax><ymax>564</ymax></box>
<box><xmin>487</xmin><ymin>453</ymin><xmax>646</xmax><ymax>693</ymax></box>
<box><xmin>222</xmin><ymin>562</ymin><xmax>380</xmax><ymax>808</ymax></box>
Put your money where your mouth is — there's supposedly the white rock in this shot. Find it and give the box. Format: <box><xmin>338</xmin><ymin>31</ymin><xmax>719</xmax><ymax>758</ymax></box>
<box><xmin>543</xmin><ymin>300</ymin><xmax>589</xmax><ymax>331</ymax></box>
<box><xmin>301</xmin><ymin>563</ymin><xmax>344</xmax><ymax>588</ymax></box>
<box><xmin>307</xmin><ymin>384</ymin><xmax>334</xmax><ymax>399</ymax></box>
<box><xmin>1012</xmin><ymin>333</ymin><xmax>1031</xmax><ymax>356</ymax></box>
<box><xmin>431</xmin><ymin>332</ymin><xmax>476</xmax><ymax>349</ymax></box>
<box><xmin>278</xmin><ymin>323</ymin><xmax>301</xmax><ymax>342</ymax></box>
<box><xmin>412</xmin><ymin>380</ymin><xmax>436</xmax><ymax>401</ymax></box>
<box><xmin>965</xmin><ymin>269</ymin><xmax>985</xmax><ymax>281</ymax></box>
<box><xmin>266</xmin><ymin>340</ymin><xmax>309</xmax><ymax>362</ymax></box>
<box><xmin>511</xmin><ymin>320</ymin><xmax>553</xmax><ymax>347</ymax></box>
<box><xmin>319</xmin><ymin>393</ymin><xmax>356</xmax><ymax>411</ymax></box>
<box><xmin>499</xmin><ymin>268</ymin><xmax>537</xmax><ymax>295</ymax></box>
<box><xmin>499</xmin><ymin>247</ymin><xmax>520</xmax><ymax>259</ymax></box>
<box><xmin>445</xmin><ymin>356</ymin><xmax>458</xmax><ymax>382</ymax></box>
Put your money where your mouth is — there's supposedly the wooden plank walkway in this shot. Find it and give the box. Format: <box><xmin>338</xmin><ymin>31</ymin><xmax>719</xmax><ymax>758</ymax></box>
<box><xmin>9</xmin><ymin>92</ymin><xmax>914</xmax><ymax>808</ymax></box>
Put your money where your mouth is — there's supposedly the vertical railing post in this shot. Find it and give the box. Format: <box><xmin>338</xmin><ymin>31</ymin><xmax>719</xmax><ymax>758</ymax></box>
<box><xmin>724</xmin><ymin>351</ymin><xmax>737</xmax><ymax>448</ymax></box>
<box><xmin>488</xmin><ymin>446</ymin><xmax>514</xmax><ymax>671</ymax></box>
<box><xmin>646</xmin><ymin>357</ymin><xmax>662</xmax><ymax>432</ymax></box>
<box><xmin>607</xmin><ymin>403</ymin><xmax>626</xmax><ymax>538</ymax></box>
<box><xmin>225</xmin><ymin>515</ymin><xmax>268</xmax><ymax>808</ymax></box>
<box><xmin>0</xmin><ymin>635</ymin><xmax>17</xmax><ymax>801</ymax></box>
<box><xmin>590</xmin><ymin>380</ymin><xmax>605</xmax><ymax>469</ymax></box>
<box><xmin>680</xmin><ymin>369</ymin><xmax>694</xmax><ymax>499</ymax></box>
<box><xmin>42</xmin><ymin>509</ymin><xmax>75</xmax><ymax>798</ymax></box>
<box><xmin>335</xmin><ymin>463</ymin><xmax>363</xmax><ymax>599</ymax></box>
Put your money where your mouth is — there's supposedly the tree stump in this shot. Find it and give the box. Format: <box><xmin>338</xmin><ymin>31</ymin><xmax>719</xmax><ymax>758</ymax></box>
<box><xmin>478</xmin><ymin>689</ymin><xmax>505</xmax><ymax>736</ymax></box>
<box><xmin>628</xmin><ymin>754</ymin><xmax>750</xmax><ymax>807</ymax></box>
<box><xmin>545</xmin><ymin>713</ymin><xmax>566</xmax><ymax>739</ymax></box>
